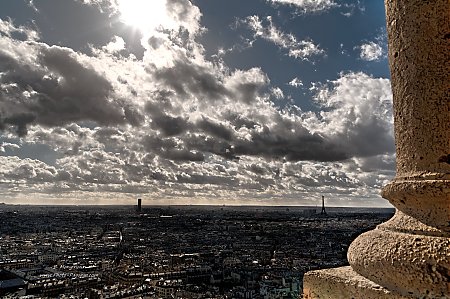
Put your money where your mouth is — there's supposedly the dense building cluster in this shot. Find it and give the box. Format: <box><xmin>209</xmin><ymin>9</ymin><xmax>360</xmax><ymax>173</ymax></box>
<box><xmin>0</xmin><ymin>204</ymin><xmax>393</xmax><ymax>298</ymax></box>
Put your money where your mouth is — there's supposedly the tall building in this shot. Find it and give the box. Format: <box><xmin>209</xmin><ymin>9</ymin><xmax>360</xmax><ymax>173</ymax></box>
<box><xmin>137</xmin><ymin>198</ymin><xmax>142</xmax><ymax>213</ymax></box>
<box><xmin>320</xmin><ymin>196</ymin><xmax>326</xmax><ymax>215</ymax></box>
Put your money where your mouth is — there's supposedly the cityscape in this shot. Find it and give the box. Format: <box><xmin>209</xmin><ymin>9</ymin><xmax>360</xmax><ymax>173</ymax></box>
<box><xmin>0</xmin><ymin>203</ymin><xmax>394</xmax><ymax>298</ymax></box>
<box><xmin>3</xmin><ymin>0</ymin><xmax>442</xmax><ymax>298</ymax></box>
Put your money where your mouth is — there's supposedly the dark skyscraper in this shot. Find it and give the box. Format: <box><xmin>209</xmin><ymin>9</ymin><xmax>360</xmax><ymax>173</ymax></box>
<box><xmin>137</xmin><ymin>198</ymin><xmax>142</xmax><ymax>212</ymax></box>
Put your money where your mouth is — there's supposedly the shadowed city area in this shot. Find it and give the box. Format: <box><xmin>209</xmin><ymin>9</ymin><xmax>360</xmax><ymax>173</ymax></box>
<box><xmin>0</xmin><ymin>204</ymin><xmax>393</xmax><ymax>298</ymax></box>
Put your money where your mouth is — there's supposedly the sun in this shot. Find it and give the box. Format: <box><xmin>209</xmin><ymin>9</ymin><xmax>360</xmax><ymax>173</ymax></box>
<box><xmin>117</xmin><ymin>0</ymin><xmax>169</xmax><ymax>32</ymax></box>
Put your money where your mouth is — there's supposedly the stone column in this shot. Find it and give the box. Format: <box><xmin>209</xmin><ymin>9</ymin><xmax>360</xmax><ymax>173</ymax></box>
<box><xmin>304</xmin><ymin>0</ymin><xmax>449</xmax><ymax>298</ymax></box>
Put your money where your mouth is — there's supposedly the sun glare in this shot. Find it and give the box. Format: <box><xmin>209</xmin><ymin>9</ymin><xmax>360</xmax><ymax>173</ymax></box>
<box><xmin>118</xmin><ymin>0</ymin><xmax>169</xmax><ymax>32</ymax></box>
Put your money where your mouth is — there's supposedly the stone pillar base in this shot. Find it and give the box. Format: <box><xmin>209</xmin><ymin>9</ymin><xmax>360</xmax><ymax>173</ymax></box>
<box><xmin>303</xmin><ymin>266</ymin><xmax>410</xmax><ymax>299</ymax></box>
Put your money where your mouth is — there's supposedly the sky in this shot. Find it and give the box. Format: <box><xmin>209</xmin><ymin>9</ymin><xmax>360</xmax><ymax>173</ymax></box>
<box><xmin>0</xmin><ymin>0</ymin><xmax>395</xmax><ymax>207</ymax></box>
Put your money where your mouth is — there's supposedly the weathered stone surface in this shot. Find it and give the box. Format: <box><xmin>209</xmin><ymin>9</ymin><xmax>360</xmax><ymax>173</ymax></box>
<box><xmin>386</xmin><ymin>0</ymin><xmax>450</xmax><ymax>176</ymax></box>
<box><xmin>382</xmin><ymin>177</ymin><xmax>450</xmax><ymax>232</ymax></box>
<box><xmin>383</xmin><ymin>0</ymin><xmax>450</xmax><ymax>230</ymax></box>
<box><xmin>348</xmin><ymin>223</ymin><xmax>450</xmax><ymax>298</ymax></box>
<box><xmin>377</xmin><ymin>210</ymin><xmax>449</xmax><ymax>238</ymax></box>
<box><xmin>303</xmin><ymin>266</ymin><xmax>410</xmax><ymax>299</ymax></box>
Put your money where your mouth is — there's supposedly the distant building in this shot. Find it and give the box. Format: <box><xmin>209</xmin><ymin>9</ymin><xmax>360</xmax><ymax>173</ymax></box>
<box><xmin>320</xmin><ymin>196</ymin><xmax>327</xmax><ymax>215</ymax></box>
<box><xmin>137</xmin><ymin>198</ymin><xmax>142</xmax><ymax>213</ymax></box>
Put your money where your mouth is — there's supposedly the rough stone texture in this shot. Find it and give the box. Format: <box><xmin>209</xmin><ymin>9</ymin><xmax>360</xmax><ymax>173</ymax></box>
<box><xmin>348</xmin><ymin>225</ymin><xmax>450</xmax><ymax>298</ymax></box>
<box><xmin>382</xmin><ymin>0</ymin><xmax>450</xmax><ymax>230</ymax></box>
<box><xmin>386</xmin><ymin>0</ymin><xmax>450</xmax><ymax>175</ymax></box>
<box><xmin>303</xmin><ymin>267</ymin><xmax>410</xmax><ymax>299</ymax></box>
<box><xmin>382</xmin><ymin>177</ymin><xmax>450</xmax><ymax>231</ymax></box>
<box><xmin>303</xmin><ymin>1</ymin><xmax>450</xmax><ymax>298</ymax></box>
<box><xmin>377</xmin><ymin>210</ymin><xmax>449</xmax><ymax>238</ymax></box>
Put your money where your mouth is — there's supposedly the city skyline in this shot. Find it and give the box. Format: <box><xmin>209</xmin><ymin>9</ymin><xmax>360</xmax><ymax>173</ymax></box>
<box><xmin>0</xmin><ymin>0</ymin><xmax>394</xmax><ymax>207</ymax></box>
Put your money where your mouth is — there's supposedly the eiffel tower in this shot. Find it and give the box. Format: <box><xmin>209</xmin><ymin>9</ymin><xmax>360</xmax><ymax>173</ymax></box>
<box><xmin>320</xmin><ymin>195</ymin><xmax>327</xmax><ymax>215</ymax></box>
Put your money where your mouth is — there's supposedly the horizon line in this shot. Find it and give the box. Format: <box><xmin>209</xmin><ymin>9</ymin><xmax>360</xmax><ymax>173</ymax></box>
<box><xmin>0</xmin><ymin>203</ymin><xmax>394</xmax><ymax>209</ymax></box>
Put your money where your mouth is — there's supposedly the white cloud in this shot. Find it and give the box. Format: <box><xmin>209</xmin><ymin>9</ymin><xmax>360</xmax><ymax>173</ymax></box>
<box><xmin>242</xmin><ymin>15</ymin><xmax>325</xmax><ymax>61</ymax></box>
<box><xmin>270</xmin><ymin>87</ymin><xmax>284</xmax><ymax>99</ymax></box>
<box><xmin>359</xmin><ymin>41</ymin><xmax>384</xmax><ymax>61</ymax></box>
<box><xmin>267</xmin><ymin>0</ymin><xmax>364</xmax><ymax>16</ymax></box>
<box><xmin>0</xmin><ymin>156</ymin><xmax>59</xmax><ymax>183</ymax></box>
<box><xmin>0</xmin><ymin>142</ymin><xmax>20</xmax><ymax>152</ymax></box>
<box><xmin>0</xmin><ymin>18</ymin><xmax>39</xmax><ymax>41</ymax></box>
<box><xmin>103</xmin><ymin>36</ymin><xmax>126</xmax><ymax>53</ymax></box>
<box><xmin>309</xmin><ymin>72</ymin><xmax>394</xmax><ymax>158</ymax></box>
<box><xmin>27</xmin><ymin>0</ymin><xmax>39</xmax><ymax>13</ymax></box>
<box><xmin>288</xmin><ymin>77</ymin><xmax>303</xmax><ymax>88</ymax></box>
<box><xmin>268</xmin><ymin>0</ymin><xmax>338</xmax><ymax>13</ymax></box>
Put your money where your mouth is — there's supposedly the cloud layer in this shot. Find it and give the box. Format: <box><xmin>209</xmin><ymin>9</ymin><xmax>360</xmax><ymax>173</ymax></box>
<box><xmin>241</xmin><ymin>15</ymin><xmax>325</xmax><ymax>62</ymax></box>
<box><xmin>0</xmin><ymin>1</ymin><xmax>394</xmax><ymax>206</ymax></box>
<box><xmin>267</xmin><ymin>0</ymin><xmax>338</xmax><ymax>13</ymax></box>
<box><xmin>359</xmin><ymin>41</ymin><xmax>384</xmax><ymax>61</ymax></box>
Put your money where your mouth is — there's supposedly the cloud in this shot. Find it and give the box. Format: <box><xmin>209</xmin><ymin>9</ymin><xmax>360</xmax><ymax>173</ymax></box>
<box><xmin>165</xmin><ymin>0</ymin><xmax>203</xmax><ymax>35</ymax></box>
<box><xmin>241</xmin><ymin>15</ymin><xmax>325</xmax><ymax>62</ymax></box>
<box><xmin>0</xmin><ymin>142</ymin><xmax>20</xmax><ymax>152</ymax></box>
<box><xmin>288</xmin><ymin>77</ymin><xmax>303</xmax><ymax>88</ymax></box>
<box><xmin>224</xmin><ymin>68</ymin><xmax>269</xmax><ymax>104</ymax></box>
<box><xmin>0</xmin><ymin>3</ymin><xmax>394</xmax><ymax>205</ymax></box>
<box><xmin>267</xmin><ymin>0</ymin><xmax>338</xmax><ymax>13</ymax></box>
<box><xmin>309</xmin><ymin>72</ymin><xmax>394</xmax><ymax>157</ymax></box>
<box><xmin>103</xmin><ymin>36</ymin><xmax>126</xmax><ymax>53</ymax></box>
<box><xmin>233</xmin><ymin>126</ymin><xmax>348</xmax><ymax>162</ymax></box>
<box><xmin>146</xmin><ymin>66</ymin><xmax>390</xmax><ymax>165</ymax></box>
<box><xmin>1</xmin><ymin>23</ymin><xmax>391</xmax><ymax>166</ymax></box>
<box><xmin>0</xmin><ymin>18</ymin><xmax>39</xmax><ymax>41</ymax></box>
<box><xmin>0</xmin><ymin>156</ymin><xmax>59</xmax><ymax>183</ymax></box>
<box><xmin>27</xmin><ymin>0</ymin><xmax>39</xmax><ymax>13</ymax></box>
<box><xmin>197</xmin><ymin>118</ymin><xmax>234</xmax><ymax>142</ymax></box>
<box><xmin>340</xmin><ymin>2</ymin><xmax>365</xmax><ymax>17</ymax></box>
<box><xmin>152</xmin><ymin>59</ymin><xmax>231</xmax><ymax>102</ymax></box>
<box><xmin>79</xmin><ymin>0</ymin><xmax>202</xmax><ymax>36</ymax></box>
<box><xmin>270</xmin><ymin>87</ymin><xmax>284</xmax><ymax>99</ymax></box>
<box><xmin>358</xmin><ymin>41</ymin><xmax>384</xmax><ymax>61</ymax></box>
<box><xmin>0</xmin><ymin>24</ymin><xmax>144</xmax><ymax>135</ymax></box>
<box><xmin>145</xmin><ymin>100</ymin><xmax>190</xmax><ymax>137</ymax></box>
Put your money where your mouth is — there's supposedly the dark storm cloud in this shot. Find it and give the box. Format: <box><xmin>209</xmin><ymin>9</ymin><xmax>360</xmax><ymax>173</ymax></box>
<box><xmin>151</xmin><ymin>113</ymin><xmax>189</xmax><ymax>137</ymax></box>
<box><xmin>143</xmin><ymin>135</ymin><xmax>204</xmax><ymax>162</ymax></box>
<box><xmin>142</xmin><ymin>114</ymin><xmax>348</xmax><ymax>163</ymax></box>
<box><xmin>0</xmin><ymin>37</ymin><xmax>139</xmax><ymax>135</ymax></box>
<box><xmin>146</xmin><ymin>101</ymin><xmax>191</xmax><ymax>137</ymax></box>
<box><xmin>123</xmin><ymin>105</ymin><xmax>145</xmax><ymax>126</ymax></box>
<box><xmin>342</xmin><ymin>115</ymin><xmax>394</xmax><ymax>158</ymax></box>
<box><xmin>234</xmin><ymin>126</ymin><xmax>348</xmax><ymax>162</ymax></box>
<box><xmin>248</xmin><ymin>163</ymin><xmax>267</xmax><ymax>175</ymax></box>
<box><xmin>3</xmin><ymin>113</ymin><xmax>36</xmax><ymax>136</ymax></box>
<box><xmin>233</xmin><ymin>81</ymin><xmax>266</xmax><ymax>104</ymax></box>
<box><xmin>153</xmin><ymin>60</ymin><xmax>230</xmax><ymax>102</ymax></box>
<box><xmin>225</xmin><ymin>113</ymin><xmax>258</xmax><ymax>130</ymax></box>
<box><xmin>184</xmin><ymin>133</ymin><xmax>237</xmax><ymax>160</ymax></box>
<box><xmin>197</xmin><ymin>118</ymin><xmax>234</xmax><ymax>141</ymax></box>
